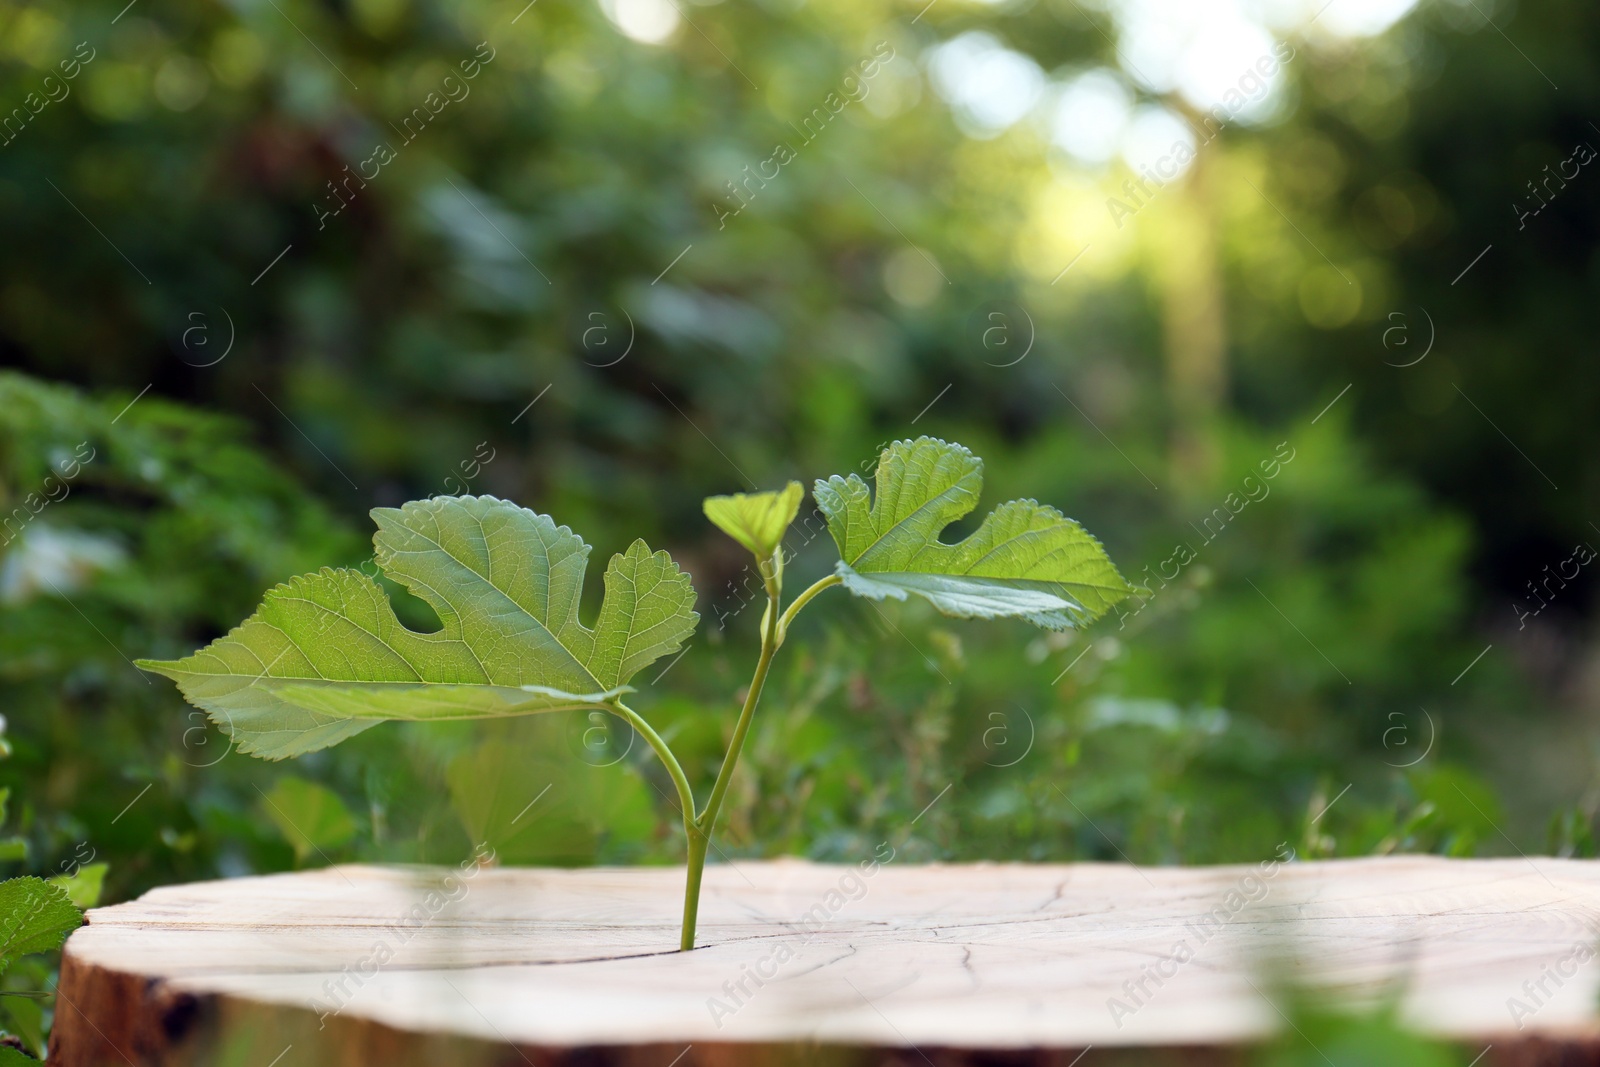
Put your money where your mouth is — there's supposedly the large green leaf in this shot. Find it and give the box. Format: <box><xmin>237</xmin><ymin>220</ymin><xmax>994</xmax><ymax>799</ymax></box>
<box><xmin>138</xmin><ymin>496</ymin><xmax>698</xmax><ymax>760</ymax></box>
<box><xmin>815</xmin><ymin>437</ymin><xmax>1132</xmax><ymax>629</ymax></box>
<box><xmin>0</xmin><ymin>877</ymin><xmax>81</xmax><ymax>976</ymax></box>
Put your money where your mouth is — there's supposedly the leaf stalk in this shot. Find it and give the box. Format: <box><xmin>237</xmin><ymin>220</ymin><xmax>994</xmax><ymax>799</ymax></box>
<box><xmin>608</xmin><ymin>700</ymin><xmax>694</xmax><ymax>826</ymax></box>
<box><xmin>776</xmin><ymin>572</ymin><xmax>842</xmax><ymax>645</ymax></box>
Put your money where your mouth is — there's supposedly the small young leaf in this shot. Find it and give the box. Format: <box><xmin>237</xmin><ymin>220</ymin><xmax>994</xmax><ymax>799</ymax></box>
<box><xmin>0</xmin><ymin>877</ymin><xmax>81</xmax><ymax>976</ymax></box>
<box><xmin>703</xmin><ymin>482</ymin><xmax>804</xmax><ymax>560</ymax></box>
<box><xmin>260</xmin><ymin>778</ymin><xmax>357</xmax><ymax>864</ymax></box>
<box><xmin>138</xmin><ymin>496</ymin><xmax>698</xmax><ymax>761</ymax></box>
<box><xmin>815</xmin><ymin>437</ymin><xmax>1132</xmax><ymax>628</ymax></box>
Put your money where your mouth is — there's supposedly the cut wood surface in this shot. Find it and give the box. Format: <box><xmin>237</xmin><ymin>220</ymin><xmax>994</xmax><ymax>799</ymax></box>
<box><xmin>50</xmin><ymin>856</ymin><xmax>1600</xmax><ymax>1066</ymax></box>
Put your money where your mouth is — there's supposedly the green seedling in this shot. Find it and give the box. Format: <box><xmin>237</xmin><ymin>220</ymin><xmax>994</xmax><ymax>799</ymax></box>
<box><xmin>141</xmin><ymin>437</ymin><xmax>1132</xmax><ymax>949</ymax></box>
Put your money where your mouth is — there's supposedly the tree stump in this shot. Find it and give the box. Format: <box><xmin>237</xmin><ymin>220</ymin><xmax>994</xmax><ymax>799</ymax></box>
<box><xmin>49</xmin><ymin>855</ymin><xmax>1600</xmax><ymax>1066</ymax></box>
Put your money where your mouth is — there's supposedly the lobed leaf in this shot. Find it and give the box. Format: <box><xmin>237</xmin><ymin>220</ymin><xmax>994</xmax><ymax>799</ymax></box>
<box><xmin>815</xmin><ymin>437</ymin><xmax>1132</xmax><ymax>629</ymax></box>
<box><xmin>139</xmin><ymin>496</ymin><xmax>698</xmax><ymax>760</ymax></box>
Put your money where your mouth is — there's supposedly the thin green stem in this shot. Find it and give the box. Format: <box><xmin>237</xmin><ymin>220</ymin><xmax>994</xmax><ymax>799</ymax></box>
<box><xmin>696</xmin><ymin>580</ymin><xmax>780</xmax><ymax>831</ymax></box>
<box><xmin>680</xmin><ymin>830</ymin><xmax>708</xmax><ymax>952</ymax></box>
<box><xmin>610</xmin><ymin>699</ymin><xmax>704</xmax><ymax>950</ymax></box>
<box><xmin>776</xmin><ymin>573</ymin><xmax>841</xmax><ymax>645</ymax></box>
<box><xmin>609</xmin><ymin>700</ymin><xmax>696</xmax><ymax>829</ymax></box>
<box><xmin>677</xmin><ymin>565</ymin><xmax>840</xmax><ymax>950</ymax></box>
<box><xmin>678</xmin><ymin>569</ymin><xmax>782</xmax><ymax>950</ymax></box>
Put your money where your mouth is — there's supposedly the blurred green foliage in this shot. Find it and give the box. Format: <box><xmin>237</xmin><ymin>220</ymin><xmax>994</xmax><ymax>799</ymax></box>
<box><xmin>1246</xmin><ymin>980</ymin><xmax>1483</xmax><ymax>1067</ymax></box>
<box><xmin>0</xmin><ymin>370</ymin><xmax>1542</xmax><ymax>883</ymax></box>
<box><xmin>1</xmin><ymin>0</ymin><xmax>1598</xmax><ymax>1051</ymax></box>
<box><xmin>259</xmin><ymin>776</ymin><xmax>358</xmax><ymax>863</ymax></box>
